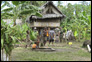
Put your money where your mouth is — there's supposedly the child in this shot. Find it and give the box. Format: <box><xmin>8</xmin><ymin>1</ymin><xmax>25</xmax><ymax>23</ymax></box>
<box><xmin>32</xmin><ymin>35</ymin><xmax>40</xmax><ymax>49</ymax></box>
<box><xmin>55</xmin><ymin>34</ymin><xmax>59</xmax><ymax>43</ymax></box>
<box><xmin>32</xmin><ymin>42</ymin><xmax>37</xmax><ymax>49</ymax></box>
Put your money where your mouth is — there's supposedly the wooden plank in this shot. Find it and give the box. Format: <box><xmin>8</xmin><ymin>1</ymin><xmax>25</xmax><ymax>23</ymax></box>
<box><xmin>30</xmin><ymin>18</ymin><xmax>60</xmax><ymax>27</ymax></box>
<box><xmin>51</xmin><ymin>5</ymin><xmax>61</xmax><ymax>15</ymax></box>
<box><xmin>34</xmin><ymin>22</ymin><xmax>60</xmax><ymax>27</ymax></box>
<box><xmin>42</xmin><ymin>6</ymin><xmax>49</xmax><ymax>15</ymax></box>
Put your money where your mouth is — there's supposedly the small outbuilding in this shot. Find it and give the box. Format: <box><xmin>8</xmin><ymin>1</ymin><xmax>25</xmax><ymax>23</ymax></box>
<box><xmin>26</xmin><ymin>1</ymin><xmax>65</xmax><ymax>42</ymax></box>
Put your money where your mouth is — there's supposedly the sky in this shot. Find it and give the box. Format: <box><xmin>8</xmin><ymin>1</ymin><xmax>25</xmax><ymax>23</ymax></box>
<box><xmin>53</xmin><ymin>1</ymin><xmax>91</xmax><ymax>6</ymax></box>
<box><xmin>1</xmin><ymin>1</ymin><xmax>91</xmax><ymax>10</ymax></box>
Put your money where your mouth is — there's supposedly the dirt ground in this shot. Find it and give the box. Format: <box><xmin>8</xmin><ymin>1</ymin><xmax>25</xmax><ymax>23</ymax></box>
<box><xmin>16</xmin><ymin>41</ymin><xmax>89</xmax><ymax>53</ymax></box>
<box><xmin>42</xmin><ymin>41</ymin><xmax>88</xmax><ymax>52</ymax></box>
<box><xmin>10</xmin><ymin>41</ymin><xmax>91</xmax><ymax>61</ymax></box>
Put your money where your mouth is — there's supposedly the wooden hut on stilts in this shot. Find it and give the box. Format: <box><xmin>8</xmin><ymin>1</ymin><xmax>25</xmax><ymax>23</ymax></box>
<box><xmin>26</xmin><ymin>1</ymin><xmax>65</xmax><ymax>44</ymax></box>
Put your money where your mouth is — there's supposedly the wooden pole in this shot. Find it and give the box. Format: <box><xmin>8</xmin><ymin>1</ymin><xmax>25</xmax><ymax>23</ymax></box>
<box><xmin>87</xmin><ymin>45</ymin><xmax>91</xmax><ymax>52</ymax></box>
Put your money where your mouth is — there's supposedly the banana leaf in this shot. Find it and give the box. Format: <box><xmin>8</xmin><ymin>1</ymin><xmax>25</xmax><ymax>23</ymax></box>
<box><xmin>30</xmin><ymin>30</ymin><xmax>37</xmax><ymax>41</ymax></box>
<box><xmin>82</xmin><ymin>31</ymin><xmax>86</xmax><ymax>37</ymax></box>
<box><xmin>2</xmin><ymin>7</ymin><xmax>13</xmax><ymax>12</ymax></box>
<box><xmin>19</xmin><ymin>9</ymin><xmax>34</xmax><ymax>15</ymax></box>
<box><xmin>1</xmin><ymin>13</ymin><xmax>14</xmax><ymax>16</ymax></box>
<box><xmin>87</xmin><ymin>15</ymin><xmax>91</xmax><ymax>24</ymax></box>
<box><xmin>1</xmin><ymin>39</ymin><xmax>4</xmax><ymax>49</ymax></box>
<box><xmin>74</xmin><ymin>31</ymin><xmax>78</xmax><ymax>37</ymax></box>
<box><xmin>1</xmin><ymin>2</ymin><xmax>6</xmax><ymax>9</ymax></box>
<box><xmin>5</xmin><ymin>33</ymin><xmax>9</xmax><ymax>43</ymax></box>
<box><xmin>35</xmin><ymin>12</ymin><xmax>42</xmax><ymax>17</ymax></box>
<box><xmin>12</xmin><ymin>1</ymin><xmax>25</xmax><ymax>6</ymax></box>
<box><xmin>10</xmin><ymin>36</ymin><xmax>16</xmax><ymax>43</ymax></box>
<box><xmin>29</xmin><ymin>5</ymin><xmax>38</xmax><ymax>10</ymax></box>
<box><xmin>5</xmin><ymin>45</ymin><xmax>9</xmax><ymax>54</ymax></box>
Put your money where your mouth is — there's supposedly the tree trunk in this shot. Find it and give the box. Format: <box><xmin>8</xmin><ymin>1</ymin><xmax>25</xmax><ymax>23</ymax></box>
<box><xmin>9</xmin><ymin>52</ymin><xmax>11</xmax><ymax>61</ymax></box>
<box><xmin>9</xmin><ymin>54</ymin><xmax>11</xmax><ymax>61</ymax></box>
<box><xmin>6</xmin><ymin>53</ymin><xmax>8</xmax><ymax>61</ymax></box>
<box><xmin>1</xmin><ymin>49</ymin><xmax>4</xmax><ymax>61</ymax></box>
<box><xmin>13</xmin><ymin>19</ymin><xmax>16</xmax><ymax>26</ymax></box>
<box><xmin>6</xmin><ymin>53</ymin><xmax>7</xmax><ymax>61</ymax></box>
<box><xmin>78</xmin><ymin>32</ymin><xmax>81</xmax><ymax>42</ymax></box>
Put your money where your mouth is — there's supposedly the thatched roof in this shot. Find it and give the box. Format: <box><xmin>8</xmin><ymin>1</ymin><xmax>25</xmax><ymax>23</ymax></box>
<box><xmin>26</xmin><ymin>1</ymin><xmax>65</xmax><ymax>22</ymax></box>
<box><xmin>40</xmin><ymin>1</ymin><xmax>63</xmax><ymax>15</ymax></box>
<box><xmin>31</xmin><ymin>14</ymin><xmax>64</xmax><ymax>19</ymax></box>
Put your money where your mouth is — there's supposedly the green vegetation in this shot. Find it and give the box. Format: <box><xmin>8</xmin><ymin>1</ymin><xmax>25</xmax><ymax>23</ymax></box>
<box><xmin>1</xmin><ymin>1</ymin><xmax>91</xmax><ymax>61</ymax></box>
<box><xmin>1</xmin><ymin>1</ymin><xmax>41</xmax><ymax>61</ymax></box>
<box><xmin>59</xmin><ymin>1</ymin><xmax>91</xmax><ymax>42</ymax></box>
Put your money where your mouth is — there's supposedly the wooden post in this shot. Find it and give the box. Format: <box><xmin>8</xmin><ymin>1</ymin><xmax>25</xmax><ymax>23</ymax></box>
<box><xmin>40</xmin><ymin>28</ymin><xmax>44</xmax><ymax>46</ymax></box>
<box><xmin>87</xmin><ymin>45</ymin><xmax>91</xmax><ymax>52</ymax></box>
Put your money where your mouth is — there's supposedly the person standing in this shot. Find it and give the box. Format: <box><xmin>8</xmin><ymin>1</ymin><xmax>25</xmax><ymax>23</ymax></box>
<box><xmin>63</xmin><ymin>32</ymin><xmax>66</xmax><ymax>42</ymax></box>
<box><xmin>55</xmin><ymin>34</ymin><xmax>59</xmax><ymax>43</ymax></box>
<box><xmin>59</xmin><ymin>27</ymin><xmax>63</xmax><ymax>42</ymax></box>
<box><xmin>46</xmin><ymin>27</ymin><xmax>50</xmax><ymax>43</ymax></box>
<box><xmin>66</xmin><ymin>29</ymin><xmax>70</xmax><ymax>41</ymax></box>
<box><xmin>43</xmin><ymin>27</ymin><xmax>47</xmax><ymax>46</ymax></box>
<box><xmin>49</xmin><ymin>29</ymin><xmax>55</xmax><ymax>45</ymax></box>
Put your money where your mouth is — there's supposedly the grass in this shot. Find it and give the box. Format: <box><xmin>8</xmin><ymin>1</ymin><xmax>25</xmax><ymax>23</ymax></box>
<box><xmin>11</xmin><ymin>42</ymin><xmax>91</xmax><ymax>61</ymax></box>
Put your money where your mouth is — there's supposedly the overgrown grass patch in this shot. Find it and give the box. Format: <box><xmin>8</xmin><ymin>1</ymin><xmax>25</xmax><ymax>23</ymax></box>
<box><xmin>73</xmin><ymin>49</ymin><xmax>91</xmax><ymax>57</ymax></box>
<box><xmin>11</xmin><ymin>46</ymin><xmax>91</xmax><ymax>61</ymax></box>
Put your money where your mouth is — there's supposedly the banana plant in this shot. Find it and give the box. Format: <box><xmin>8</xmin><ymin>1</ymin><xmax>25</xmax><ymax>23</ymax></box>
<box><xmin>1</xmin><ymin>1</ymin><xmax>42</xmax><ymax>26</ymax></box>
<box><xmin>1</xmin><ymin>19</ymin><xmax>32</xmax><ymax>61</ymax></box>
<box><xmin>1</xmin><ymin>2</ymin><xmax>41</xmax><ymax>59</ymax></box>
<box><xmin>1</xmin><ymin>19</ymin><xmax>18</xmax><ymax>61</ymax></box>
<box><xmin>30</xmin><ymin>29</ymin><xmax>38</xmax><ymax>41</ymax></box>
<box><xmin>60</xmin><ymin>3</ymin><xmax>91</xmax><ymax>42</ymax></box>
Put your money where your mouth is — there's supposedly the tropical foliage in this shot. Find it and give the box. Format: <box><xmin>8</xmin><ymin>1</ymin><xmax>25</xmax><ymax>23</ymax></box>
<box><xmin>1</xmin><ymin>1</ymin><xmax>91</xmax><ymax>61</ymax></box>
<box><xmin>1</xmin><ymin>1</ymin><xmax>42</xmax><ymax>61</ymax></box>
<box><xmin>59</xmin><ymin>1</ymin><xmax>91</xmax><ymax>41</ymax></box>
<box><xmin>1</xmin><ymin>1</ymin><xmax>42</xmax><ymax>25</ymax></box>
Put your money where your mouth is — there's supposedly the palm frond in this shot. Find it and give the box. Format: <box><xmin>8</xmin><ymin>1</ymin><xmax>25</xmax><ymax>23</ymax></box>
<box><xmin>35</xmin><ymin>12</ymin><xmax>42</xmax><ymax>17</ymax></box>
<box><xmin>12</xmin><ymin>1</ymin><xmax>25</xmax><ymax>6</ymax></box>
<box><xmin>1</xmin><ymin>3</ymin><xmax>6</xmax><ymax>9</ymax></box>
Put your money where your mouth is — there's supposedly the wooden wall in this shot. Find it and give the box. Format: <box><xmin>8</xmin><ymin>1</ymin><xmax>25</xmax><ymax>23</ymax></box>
<box><xmin>30</xmin><ymin>18</ymin><xmax>60</xmax><ymax>27</ymax></box>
